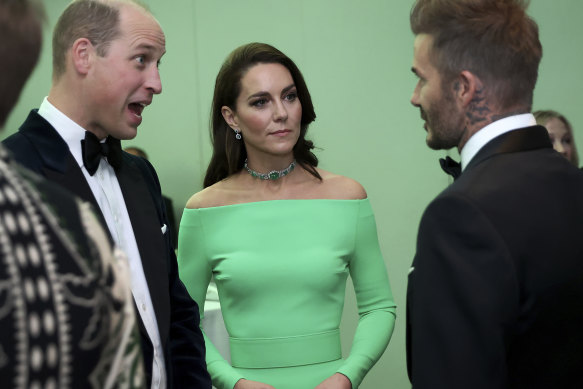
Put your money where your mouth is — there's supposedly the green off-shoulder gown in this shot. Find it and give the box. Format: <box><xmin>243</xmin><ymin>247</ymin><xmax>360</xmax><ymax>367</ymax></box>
<box><xmin>178</xmin><ymin>199</ymin><xmax>396</xmax><ymax>389</ymax></box>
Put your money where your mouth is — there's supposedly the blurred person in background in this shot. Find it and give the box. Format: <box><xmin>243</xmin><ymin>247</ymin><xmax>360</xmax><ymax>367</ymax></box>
<box><xmin>534</xmin><ymin>109</ymin><xmax>579</xmax><ymax>166</ymax></box>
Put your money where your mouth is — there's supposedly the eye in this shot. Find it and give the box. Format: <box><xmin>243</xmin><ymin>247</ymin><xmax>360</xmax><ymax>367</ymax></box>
<box><xmin>135</xmin><ymin>55</ymin><xmax>146</xmax><ymax>65</ymax></box>
<box><xmin>251</xmin><ymin>98</ymin><xmax>268</xmax><ymax>108</ymax></box>
<box><xmin>284</xmin><ymin>92</ymin><xmax>297</xmax><ymax>102</ymax></box>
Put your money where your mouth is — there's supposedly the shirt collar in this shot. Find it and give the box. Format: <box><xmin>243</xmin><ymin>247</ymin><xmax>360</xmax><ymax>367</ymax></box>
<box><xmin>460</xmin><ymin>113</ymin><xmax>536</xmax><ymax>171</ymax></box>
<box><xmin>38</xmin><ymin>97</ymin><xmax>90</xmax><ymax>168</ymax></box>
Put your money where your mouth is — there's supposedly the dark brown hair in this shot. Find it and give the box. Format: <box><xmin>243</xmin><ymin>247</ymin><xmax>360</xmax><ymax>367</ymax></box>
<box><xmin>410</xmin><ymin>0</ymin><xmax>542</xmax><ymax>110</ymax></box>
<box><xmin>0</xmin><ymin>0</ymin><xmax>44</xmax><ymax>127</ymax></box>
<box><xmin>534</xmin><ymin>109</ymin><xmax>579</xmax><ymax>166</ymax></box>
<box><xmin>204</xmin><ymin>42</ymin><xmax>319</xmax><ymax>188</ymax></box>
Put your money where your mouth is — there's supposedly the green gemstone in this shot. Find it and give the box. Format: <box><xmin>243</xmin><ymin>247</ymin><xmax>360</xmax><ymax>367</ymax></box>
<box><xmin>269</xmin><ymin>171</ymin><xmax>280</xmax><ymax>180</ymax></box>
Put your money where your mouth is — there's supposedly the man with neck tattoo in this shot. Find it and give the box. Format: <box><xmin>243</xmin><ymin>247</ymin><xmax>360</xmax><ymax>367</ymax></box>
<box><xmin>406</xmin><ymin>1</ymin><xmax>583</xmax><ymax>388</ymax></box>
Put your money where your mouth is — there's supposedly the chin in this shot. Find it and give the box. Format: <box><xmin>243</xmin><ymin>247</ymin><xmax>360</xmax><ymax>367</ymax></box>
<box><xmin>427</xmin><ymin>136</ymin><xmax>458</xmax><ymax>151</ymax></box>
<box><xmin>114</xmin><ymin>128</ymin><xmax>138</xmax><ymax>141</ymax></box>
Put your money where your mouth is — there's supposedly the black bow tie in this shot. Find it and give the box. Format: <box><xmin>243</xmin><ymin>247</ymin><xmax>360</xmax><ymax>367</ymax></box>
<box><xmin>439</xmin><ymin>156</ymin><xmax>462</xmax><ymax>180</ymax></box>
<box><xmin>81</xmin><ymin>132</ymin><xmax>122</xmax><ymax>176</ymax></box>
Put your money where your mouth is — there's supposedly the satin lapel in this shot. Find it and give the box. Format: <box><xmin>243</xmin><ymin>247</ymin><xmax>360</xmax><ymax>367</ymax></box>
<box><xmin>116</xmin><ymin>157</ymin><xmax>170</xmax><ymax>342</ymax></box>
<box><xmin>43</xmin><ymin>155</ymin><xmax>97</xmax><ymax>205</ymax></box>
<box><xmin>18</xmin><ymin>111</ymin><xmax>107</xmax><ymax>228</ymax></box>
<box><xmin>465</xmin><ymin>125</ymin><xmax>552</xmax><ymax>173</ymax></box>
<box><xmin>17</xmin><ymin>110</ymin><xmax>70</xmax><ymax>172</ymax></box>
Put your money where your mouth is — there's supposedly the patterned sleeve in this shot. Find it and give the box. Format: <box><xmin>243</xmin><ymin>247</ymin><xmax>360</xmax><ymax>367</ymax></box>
<box><xmin>0</xmin><ymin>158</ymin><xmax>144</xmax><ymax>388</ymax></box>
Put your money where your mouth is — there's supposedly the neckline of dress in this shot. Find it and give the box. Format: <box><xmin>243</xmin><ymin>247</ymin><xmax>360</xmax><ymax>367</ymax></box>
<box><xmin>184</xmin><ymin>197</ymin><xmax>369</xmax><ymax>211</ymax></box>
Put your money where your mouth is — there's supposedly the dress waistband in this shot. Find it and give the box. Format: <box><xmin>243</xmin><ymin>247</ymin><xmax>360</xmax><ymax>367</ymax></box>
<box><xmin>230</xmin><ymin>329</ymin><xmax>342</xmax><ymax>368</ymax></box>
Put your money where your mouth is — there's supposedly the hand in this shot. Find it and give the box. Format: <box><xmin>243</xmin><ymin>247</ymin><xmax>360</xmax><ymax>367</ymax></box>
<box><xmin>314</xmin><ymin>373</ymin><xmax>352</xmax><ymax>389</ymax></box>
<box><xmin>234</xmin><ymin>378</ymin><xmax>276</xmax><ymax>389</ymax></box>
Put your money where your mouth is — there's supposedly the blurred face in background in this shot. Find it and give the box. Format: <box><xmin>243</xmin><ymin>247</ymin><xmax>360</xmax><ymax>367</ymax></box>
<box><xmin>544</xmin><ymin>117</ymin><xmax>575</xmax><ymax>163</ymax></box>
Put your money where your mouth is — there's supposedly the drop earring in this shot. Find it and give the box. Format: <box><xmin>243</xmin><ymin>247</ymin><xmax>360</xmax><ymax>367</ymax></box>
<box><xmin>234</xmin><ymin>129</ymin><xmax>242</xmax><ymax>140</ymax></box>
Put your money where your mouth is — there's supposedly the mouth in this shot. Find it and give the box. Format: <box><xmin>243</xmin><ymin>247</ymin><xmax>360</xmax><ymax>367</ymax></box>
<box><xmin>419</xmin><ymin>109</ymin><xmax>428</xmax><ymax>131</ymax></box>
<box><xmin>128</xmin><ymin>102</ymin><xmax>147</xmax><ymax>118</ymax></box>
<box><xmin>270</xmin><ymin>129</ymin><xmax>291</xmax><ymax>136</ymax></box>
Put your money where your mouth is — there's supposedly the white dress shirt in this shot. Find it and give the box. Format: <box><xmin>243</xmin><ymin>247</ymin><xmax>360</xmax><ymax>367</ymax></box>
<box><xmin>460</xmin><ymin>113</ymin><xmax>537</xmax><ymax>171</ymax></box>
<box><xmin>38</xmin><ymin>97</ymin><xmax>167</xmax><ymax>389</ymax></box>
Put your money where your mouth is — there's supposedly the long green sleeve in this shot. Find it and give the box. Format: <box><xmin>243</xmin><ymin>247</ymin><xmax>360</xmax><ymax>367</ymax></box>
<box><xmin>177</xmin><ymin>209</ymin><xmax>244</xmax><ymax>389</ymax></box>
<box><xmin>336</xmin><ymin>200</ymin><xmax>396</xmax><ymax>387</ymax></box>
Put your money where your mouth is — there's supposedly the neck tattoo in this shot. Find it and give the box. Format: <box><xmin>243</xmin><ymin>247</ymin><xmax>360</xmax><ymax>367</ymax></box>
<box><xmin>244</xmin><ymin>158</ymin><xmax>296</xmax><ymax>180</ymax></box>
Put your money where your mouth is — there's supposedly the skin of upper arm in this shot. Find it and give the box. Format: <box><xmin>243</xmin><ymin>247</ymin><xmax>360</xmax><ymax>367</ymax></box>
<box><xmin>185</xmin><ymin>186</ymin><xmax>219</xmax><ymax>209</ymax></box>
<box><xmin>185</xmin><ymin>193</ymin><xmax>203</xmax><ymax>209</ymax></box>
<box><xmin>318</xmin><ymin>170</ymin><xmax>367</xmax><ymax>200</ymax></box>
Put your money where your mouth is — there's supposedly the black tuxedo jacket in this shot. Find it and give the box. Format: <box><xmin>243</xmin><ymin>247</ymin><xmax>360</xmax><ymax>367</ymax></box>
<box><xmin>3</xmin><ymin>110</ymin><xmax>211</xmax><ymax>388</ymax></box>
<box><xmin>407</xmin><ymin>125</ymin><xmax>583</xmax><ymax>389</ymax></box>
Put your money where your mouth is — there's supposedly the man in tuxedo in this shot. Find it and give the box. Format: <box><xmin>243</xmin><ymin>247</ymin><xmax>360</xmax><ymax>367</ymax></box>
<box><xmin>2</xmin><ymin>1</ymin><xmax>211</xmax><ymax>388</ymax></box>
<box><xmin>406</xmin><ymin>1</ymin><xmax>583</xmax><ymax>388</ymax></box>
<box><xmin>0</xmin><ymin>0</ymin><xmax>145</xmax><ymax>387</ymax></box>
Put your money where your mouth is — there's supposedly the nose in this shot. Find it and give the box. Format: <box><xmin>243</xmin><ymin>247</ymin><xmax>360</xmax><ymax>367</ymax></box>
<box><xmin>411</xmin><ymin>84</ymin><xmax>420</xmax><ymax>107</ymax></box>
<box><xmin>553</xmin><ymin>140</ymin><xmax>565</xmax><ymax>155</ymax></box>
<box><xmin>146</xmin><ymin>66</ymin><xmax>162</xmax><ymax>95</ymax></box>
<box><xmin>273</xmin><ymin>100</ymin><xmax>288</xmax><ymax>121</ymax></box>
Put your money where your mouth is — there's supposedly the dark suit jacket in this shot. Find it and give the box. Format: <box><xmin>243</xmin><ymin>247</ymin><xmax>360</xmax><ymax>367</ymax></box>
<box><xmin>3</xmin><ymin>110</ymin><xmax>211</xmax><ymax>388</ymax></box>
<box><xmin>162</xmin><ymin>194</ymin><xmax>178</xmax><ymax>250</ymax></box>
<box><xmin>407</xmin><ymin>125</ymin><xmax>583</xmax><ymax>389</ymax></box>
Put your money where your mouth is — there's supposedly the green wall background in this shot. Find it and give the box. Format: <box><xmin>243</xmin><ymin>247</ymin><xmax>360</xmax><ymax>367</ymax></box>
<box><xmin>4</xmin><ymin>1</ymin><xmax>583</xmax><ymax>388</ymax></box>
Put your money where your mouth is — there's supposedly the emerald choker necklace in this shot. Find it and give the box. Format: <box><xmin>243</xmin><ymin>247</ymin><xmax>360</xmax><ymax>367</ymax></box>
<box><xmin>244</xmin><ymin>158</ymin><xmax>296</xmax><ymax>180</ymax></box>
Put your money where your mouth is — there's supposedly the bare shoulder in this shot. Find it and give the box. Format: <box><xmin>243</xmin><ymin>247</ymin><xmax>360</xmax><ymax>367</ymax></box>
<box><xmin>185</xmin><ymin>187</ymin><xmax>213</xmax><ymax>210</ymax></box>
<box><xmin>185</xmin><ymin>180</ymin><xmax>234</xmax><ymax>209</ymax></box>
<box><xmin>316</xmin><ymin>169</ymin><xmax>367</xmax><ymax>200</ymax></box>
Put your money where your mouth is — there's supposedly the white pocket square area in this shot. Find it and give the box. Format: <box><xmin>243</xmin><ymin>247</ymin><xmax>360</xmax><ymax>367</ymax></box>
<box><xmin>161</xmin><ymin>224</ymin><xmax>167</xmax><ymax>234</ymax></box>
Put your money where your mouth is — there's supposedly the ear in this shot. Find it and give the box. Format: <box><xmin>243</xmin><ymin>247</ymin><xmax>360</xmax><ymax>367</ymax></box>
<box><xmin>221</xmin><ymin>106</ymin><xmax>239</xmax><ymax>130</ymax></box>
<box><xmin>70</xmin><ymin>38</ymin><xmax>94</xmax><ymax>75</ymax></box>
<box><xmin>454</xmin><ymin>70</ymin><xmax>481</xmax><ymax>108</ymax></box>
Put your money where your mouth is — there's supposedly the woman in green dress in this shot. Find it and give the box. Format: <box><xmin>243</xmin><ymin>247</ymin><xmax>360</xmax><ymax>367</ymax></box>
<box><xmin>178</xmin><ymin>42</ymin><xmax>396</xmax><ymax>389</ymax></box>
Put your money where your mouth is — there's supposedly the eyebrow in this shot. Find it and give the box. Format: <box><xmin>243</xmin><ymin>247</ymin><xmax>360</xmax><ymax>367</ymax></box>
<box><xmin>131</xmin><ymin>41</ymin><xmax>166</xmax><ymax>55</ymax></box>
<box><xmin>281</xmin><ymin>84</ymin><xmax>296</xmax><ymax>95</ymax></box>
<box><xmin>247</xmin><ymin>83</ymin><xmax>296</xmax><ymax>101</ymax></box>
<box><xmin>135</xmin><ymin>43</ymin><xmax>155</xmax><ymax>52</ymax></box>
